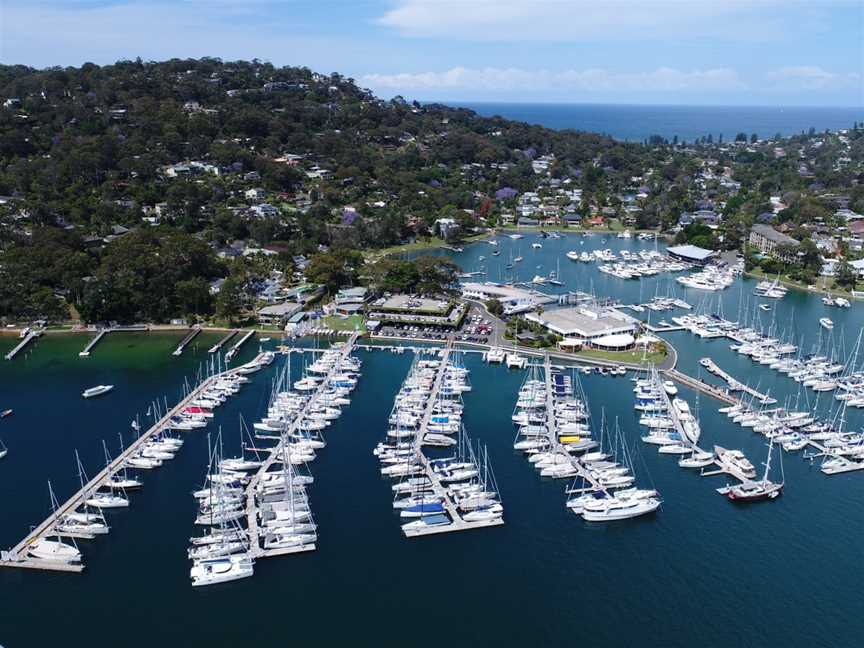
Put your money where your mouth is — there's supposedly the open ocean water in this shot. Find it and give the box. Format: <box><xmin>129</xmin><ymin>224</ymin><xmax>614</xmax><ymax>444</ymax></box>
<box><xmin>453</xmin><ymin>102</ymin><xmax>863</xmax><ymax>141</ymax></box>
<box><xmin>1</xmin><ymin>235</ymin><xmax>863</xmax><ymax>647</ymax></box>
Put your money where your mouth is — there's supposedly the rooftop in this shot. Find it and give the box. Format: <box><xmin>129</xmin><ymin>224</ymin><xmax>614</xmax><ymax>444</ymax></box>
<box><xmin>375</xmin><ymin>294</ymin><xmax>450</xmax><ymax>314</ymax></box>
<box><xmin>666</xmin><ymin>244</ymin><xmax>716</xmax><ymax>261</ymax></box>
<box><xmin>750</xmin><ymin>224</ymin><xmax>799</xmax><ymax>246</ymax></box>
<box><xmin>526</xmin><ymin>306</ymin><xmax>638</xmax><ymax>338</ymax></box>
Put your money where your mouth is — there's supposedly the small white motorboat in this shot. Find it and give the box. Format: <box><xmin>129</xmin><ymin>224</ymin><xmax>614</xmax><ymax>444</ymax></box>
<box><xmin>82</xmin><ymin>385</ymin><xmax>114</xmax><ymax>398</ymax></box>
<box><xmin>819</xmin><ymin>317</ymin><xmax>834</xmax><ymax>330</ymax></box>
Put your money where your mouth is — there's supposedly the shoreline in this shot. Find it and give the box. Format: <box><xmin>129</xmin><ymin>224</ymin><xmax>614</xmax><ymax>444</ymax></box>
<box><xmin>744</xmin><ymin>269</ymin><xmax>861</xmax><ymax>300</ymax></box>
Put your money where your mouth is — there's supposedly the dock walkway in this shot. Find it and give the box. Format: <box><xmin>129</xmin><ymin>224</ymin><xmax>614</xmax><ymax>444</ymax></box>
<box><xmin>79</xmin><ymin>328</ymin><xmax>108</xmax><ymax>357</ymax></box>
<box><xmin>699</xmin><ymin>358</ymin><xmax>776</xmax><ymax>404</ymax></box>
<box><xmin>5</xmin><ymin>329</ymin><xmax>42</xmax><ymax>361</ymax></box>
<box><xmin>662</xmin><ymin>369</ymin><xmax>737</xmax><ymax>405</ymax></box>
<box><xmin>542</xmin><ymin>354</ymin><xmax>603</xmax><ymax>492</ymax></box>
<box><xmin>245</xmin><ymin>333</ymin><xmax>360</xmax><ymax>558</ymax></box>
<box><xmin>225</xmin><ymin>330</ymin><xmax>255</xmax><ymax>362</ymax></box>
<box><xmin>403</xmin><ymin>339</ymin><xmax>505</xmax><ymax>537</ymax></box>
<box><xmin>208</xmin><ymin>330</ymin><xmax>237</xmax><ymax>354</ymax></box>
<box><xmin>172</xmin><ymin>326</ymin><xmax>201</xmax><ymax>356</ymax></box>
<box><xmin>0</xmin><ymin>355</ymin><xmax>265</xmax><ymax>573</ymax></box>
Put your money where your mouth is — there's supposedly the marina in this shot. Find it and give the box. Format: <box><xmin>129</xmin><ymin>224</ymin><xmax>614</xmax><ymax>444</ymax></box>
<box><xmin>0</xmin><ymin>236</ymin><xmax>862</xmax><ymax>646</ymax></box>
<box><xmin>377</xmin><ymin>340</ymin><xmax>506</xmax><ymax>537</ymax></box>
<box><xmin>1</xmin><ymin>351</ymin><xmax>269</xmax><ymax>573</ymax></box>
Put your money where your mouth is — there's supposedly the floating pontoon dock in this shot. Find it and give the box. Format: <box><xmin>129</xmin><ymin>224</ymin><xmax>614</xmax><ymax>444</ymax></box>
<box><xmin>699</xmin><ymin>357</ymin><xmax>776</xmax><ymax>404</ymax></box>
<box><xmin>244</xmin><ymin>333</ymin><xmax>360</xmax><ymax>558</ymax></box>
<box><xmin>0</xmin><ymin>354</ymin><xmax>266</xmax><ymax>573</ymax></box>
<box><xmin>403</xmin><ymin>339</ymin><xmax>505</xmax><ymax>537</ymax></box>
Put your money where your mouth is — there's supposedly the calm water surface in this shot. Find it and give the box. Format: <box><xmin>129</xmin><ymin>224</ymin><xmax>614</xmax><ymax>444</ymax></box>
<box><xmin>1</xmin><ymin>238</ymin><xmax>862</xmax><ymax>647</ymax></box>
<box><xmin>453</xmin><ymin>102</ymin><xmax>863</xmax><ymax>141</ymax></box>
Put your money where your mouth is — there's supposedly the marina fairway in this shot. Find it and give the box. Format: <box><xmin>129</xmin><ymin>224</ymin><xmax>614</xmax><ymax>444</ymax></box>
<box><xmin>0</xmin><ymin>327</ymin><xmax>862</xmax><ymax>647</ymax></box>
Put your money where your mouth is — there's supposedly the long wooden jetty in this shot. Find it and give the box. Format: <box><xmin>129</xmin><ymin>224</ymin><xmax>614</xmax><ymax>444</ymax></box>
<box><xmin>245</xmin><ymin>333</ymin><xmax>360</xmax><ymax>558</ymax></box>
<box><xmin>79</xmin><ymin>328</ymin><xmax>109</xmax><ymax>357</ymax></box>
<box><xmin>699</xmin><ymin>357</ymin><xmax>776</xmax><ymax>404</ymax></box>
<box><xmin>225</xmin><ymin>330</ymin><xmax>255</xmax><ymax>362</ymax></box>
<box><xmin>209</xmin><ymin>329</ymin><xmax>238</xmax><ymax>354</ymax></box>
<box><xmin>0</xmin><ymin>355</ymin><xmax>265</xmax><ymax>573</ymax></box>
<box><xmin>403</xmin><ymin>339</ymin><xmax>504</xmax><ymax>538</ymax></box>
<box><xmin>172</xmin><ymin>326</ymin><xmax>201</xmax><ymax>356</ymax></box>
<box><xmin>662</xmin><ymin>368</ymin><xmax>737</xmax><ymax>405</ymax></box>
<box><xmin>5</xmin><ymin>329</ymin><xmax>42</xmax><ymax>360</ymax></box>
<box><xmin>79</xmin><ymin>325</ymin><xmax>149</xmax><ymax>357</ymax></box>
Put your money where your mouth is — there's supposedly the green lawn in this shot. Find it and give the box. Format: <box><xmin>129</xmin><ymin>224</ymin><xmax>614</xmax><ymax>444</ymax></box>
<box><xmin>364</xmin><ymin>238</ymin><xmax>445</xmax><ymax>261</ymax></box>
<box><xmin>323</xmin><ymin>314</ymin><xmax>366</xmax><ymax>332</ymax></box>
<box><xmin>746</xmin><ymin>268</ymin><xmax>857</xmax><ymax>296</ymax></box>
<box><xmin>570</xmin><ymin>347</ymin><xmax>667</xmax><ymax>365</ymax></box>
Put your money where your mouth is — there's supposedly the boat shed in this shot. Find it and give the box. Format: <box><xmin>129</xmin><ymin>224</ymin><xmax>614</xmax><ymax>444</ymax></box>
<box><xmin>666</xmin><ymin>244</ymin><xmax>716</xmax><ymax>265</ymax></box>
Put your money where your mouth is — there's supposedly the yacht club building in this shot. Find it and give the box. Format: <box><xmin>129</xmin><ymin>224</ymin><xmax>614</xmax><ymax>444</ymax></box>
<box><xmin>525</xmin><ymin>305</ymin><xmax>640</xmax><ymax>349</ymax></box>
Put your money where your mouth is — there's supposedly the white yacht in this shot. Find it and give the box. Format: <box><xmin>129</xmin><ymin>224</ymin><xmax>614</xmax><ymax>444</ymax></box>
<box><xmin>82</xmin><ymin>385</ymin><xmax>114</xmax><ymax>398</ymax></box>
<box><xmin>190</xmin><ymin>554</ymin><xmax>254</xmax><ymax>587</ymax></box>
<box><xmin>27</xmin><ymin>537</ymin><xmax>81</xmax><ymax>563</ymax></box>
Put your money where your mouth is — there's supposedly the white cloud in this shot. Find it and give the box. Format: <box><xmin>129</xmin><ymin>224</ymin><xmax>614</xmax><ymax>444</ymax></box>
<box><xmin>768</xmin><ymin>66</ymin><xmax>862</xmax><ymax>91</ymax></box>
<box><xmin>362</xmin><ymin>66</ymin><xmax>746</xmax><ymax>93</ymax></box>
<box><xmin>375</xmin><ymin>0</ymin><xmax>825</xmax><ymax>42</ymax></box>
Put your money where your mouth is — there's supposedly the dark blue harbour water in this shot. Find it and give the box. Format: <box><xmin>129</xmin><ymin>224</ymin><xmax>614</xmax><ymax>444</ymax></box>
<box><xmin>454</xmin><ymin>102</ymin><xmax>863</xmax><ymax>141</ymax></box>
<box><xmin>1</xmin><ymin>235</ymin><xmax>863</xmax><ymax>647</ymax></box>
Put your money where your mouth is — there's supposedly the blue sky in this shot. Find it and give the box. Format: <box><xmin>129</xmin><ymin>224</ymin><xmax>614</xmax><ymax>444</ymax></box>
<box><xmin>1</xmin><ymin>0</ymin><xmax>862</xmax><ymax>106</ymax></box>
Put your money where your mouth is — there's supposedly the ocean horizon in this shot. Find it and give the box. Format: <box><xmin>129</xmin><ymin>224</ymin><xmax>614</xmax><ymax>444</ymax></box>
<box><xmin>441</xmin><ymin>101</ymin><xmax>863</xmax><ymax>142</ymax></box>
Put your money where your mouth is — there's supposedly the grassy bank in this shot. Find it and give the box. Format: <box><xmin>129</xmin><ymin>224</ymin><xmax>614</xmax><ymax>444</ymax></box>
<box><xmin>570</xmin><ymin>347</ymin><xmax>667</xmax><ymax>365</ymax></box>
<box><xmin>323</xmin><ymin>314</ymin><xmax>365</xmax><ymax>332</ymax></box>
<box><xmin>746</xmin><ymin>267</ymin><xmax>860</xmax><ymax>298</ymax></box>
